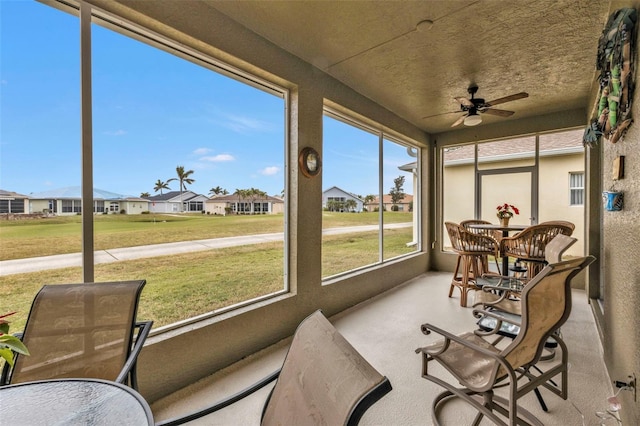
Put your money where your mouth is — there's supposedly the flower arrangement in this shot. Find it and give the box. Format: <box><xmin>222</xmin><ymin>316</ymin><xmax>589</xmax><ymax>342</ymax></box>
<box><xmin>496</xmin><ymin>203</ymin><xmax>519</xmax><ymax>219</ymax></box>
<box><xmin>0</xmin><ymin>312</ymin><xmax>29</xmax><ymax>367</ymax></box>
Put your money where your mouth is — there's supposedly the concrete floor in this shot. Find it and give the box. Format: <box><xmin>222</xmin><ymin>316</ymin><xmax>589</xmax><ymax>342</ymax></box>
<box><xmin>152</xmin><ymin>271</ymin><xmax>615</xmax><ymax>425</ymax></box>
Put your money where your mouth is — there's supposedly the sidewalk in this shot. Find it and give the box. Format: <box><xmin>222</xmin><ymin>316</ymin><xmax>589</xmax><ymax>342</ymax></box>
<box><xmin>0</xmin><ymin>223</ymin><xmax>411</xmax><ymax>276</ymax></box>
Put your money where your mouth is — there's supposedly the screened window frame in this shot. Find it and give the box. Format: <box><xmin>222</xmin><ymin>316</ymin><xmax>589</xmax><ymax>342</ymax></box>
<box><xmin>42</xmin><ymin>0</ymin><xmax>291</xmax><ymax>331</ymax></box>
<box><xmin>321</xmin><ymin>106</ymin><xmax>421</xmax><ymax>281</ymax></box>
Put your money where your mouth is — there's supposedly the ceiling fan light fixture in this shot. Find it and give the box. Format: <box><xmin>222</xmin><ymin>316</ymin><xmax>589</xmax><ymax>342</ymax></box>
<box><xmin>464</xmin><ymin>113</ymin><xmax>482</xmax><ymax>126</ymax></box>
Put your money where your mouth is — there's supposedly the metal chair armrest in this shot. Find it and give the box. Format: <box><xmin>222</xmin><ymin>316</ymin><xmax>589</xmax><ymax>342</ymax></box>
<box><xmin>116</xmin><ymin>320</ymin><xmax>153</xmax><ymax>389</ymax></box>
<box><xmin>417</xmin><ymin>323</ymin><xmax>508</xmax><ymax>362</ymax></box>
<box><xmin>154</xmin><ymin>369</ymin><xmax>281</xmax><ymax>426</ymax></box>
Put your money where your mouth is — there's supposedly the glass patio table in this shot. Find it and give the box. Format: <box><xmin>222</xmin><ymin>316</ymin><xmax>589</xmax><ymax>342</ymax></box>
<box><xmin>0</xmin><ymin>378</ymin><xmax>154</xmax><ymax>425</ymax></box>
<box><xmin>466</xmin><ymin>223</ymin><xmax>528</xmax><ymax>274</ymax></box>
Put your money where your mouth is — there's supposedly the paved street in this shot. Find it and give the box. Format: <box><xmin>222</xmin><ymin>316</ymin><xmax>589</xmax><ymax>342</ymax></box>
<box><xmin>0</xmin><ymin>223</ymin><xmax>411</xmax><ymax>276</ymax></box>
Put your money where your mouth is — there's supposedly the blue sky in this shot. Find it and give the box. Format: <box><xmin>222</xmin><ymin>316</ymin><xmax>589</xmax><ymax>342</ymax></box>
<box><xmin>1</xmin><ymin>0</ymin><xmax>414</xmax><ymax>199</ymax></box>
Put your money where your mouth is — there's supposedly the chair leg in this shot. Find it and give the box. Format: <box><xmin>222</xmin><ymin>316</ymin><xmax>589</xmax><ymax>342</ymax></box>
<box><xmin>449</xmin><ymin>255</ymin><xmax>463</xmax><ymax>298</ymax></box>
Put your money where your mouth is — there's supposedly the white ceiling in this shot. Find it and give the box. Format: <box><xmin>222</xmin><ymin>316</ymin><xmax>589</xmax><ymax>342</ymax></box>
<box><xmin>204</xmin><ymin>0</ymin><xmax>613</xmax><ymax>134</ymax></box>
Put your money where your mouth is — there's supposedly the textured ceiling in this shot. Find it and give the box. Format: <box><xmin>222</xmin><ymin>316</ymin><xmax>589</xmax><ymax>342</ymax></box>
<box><xmin>205</xmin><ymin>0</ymin><xmax>612</xmax><ymax>134</ymax></box>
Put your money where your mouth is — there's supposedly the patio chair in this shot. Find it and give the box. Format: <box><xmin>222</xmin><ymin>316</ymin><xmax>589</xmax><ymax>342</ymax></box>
<box><xmin>446</xmin><ymin>222</ymin><xmax>501</xmax><ymax>307</ymax></box>
<box><xmin>460</xmin><ymin>219</ymin><xmax>503</xmax><ymax>242</ymax></box>
<box><xmin>416</xmin><ymin>256</ymin><xmax>595</xmax><ymax>426</ymax></box>
<box><xmin>155</xmin><ymin>310</ymin><xmax>392</xmax><ymax>426</ymax></box>
<box><xmin>500</xmin><ymin>221</ymin><xmax>574</xmax><ymax>277</ymax></box>
<box><xmin>0</xmin><ymin>280</ymin><xmax>152</xmax><ymax>390</ymax></box>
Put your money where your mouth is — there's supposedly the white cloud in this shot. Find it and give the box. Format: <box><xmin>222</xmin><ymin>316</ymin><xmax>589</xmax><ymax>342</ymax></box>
<box><xmin>260</xmin><ymin>166</ymin><xmax>280</xmax><ymax>176</ymax></box>
<box><xmin>104</xmin><ymin>129</ymin><xmax>127</xmax><ymax>136</ymax></box>
<box><xmin>201</xmin><ymin>154</ymin><xmax>235</xmax><ymax>162</ymax></box>
<box><xmin>217</xmin><ymin>113</ymin><xmax>273</xmax><ymax>134</ymax></box>
<box><xmin>193</xmin><ymin>147</ymin><xmax>211</xmax><ymax>155</ymax></box>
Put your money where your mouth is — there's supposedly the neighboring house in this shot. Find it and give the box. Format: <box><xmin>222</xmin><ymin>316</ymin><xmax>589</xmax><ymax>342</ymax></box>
<box><xmin>0</xmin><ymin>189</ymin><xmax>29</xmax><ymax>214</ymax></box>
<box><xmin>322</xmin><ymin>186</ymin><xmax>364</xmax><ymax>212</ymax></box>
<box><xmin>146</xmin><ymin>191</ymin><xmax>209</xmax><ymax>213</ymax></box>
<box><xmin>442</xmin><ymin>131</ymin><xmax>585</xmax><ymax>255</ymax></box>
<box><xmin>205</xmin><ymin>194</ymin><xmax>284</xmax><ymax>215</ymax></box>
<box><xmin>28</xmin><ymin>187</ymin><xmax>149</xmax><ymax>215</ymax></box>
<box><xmin>365</xmin><ymin>193</ymin><xmax>414</xmax><ymax>212</ymax></box>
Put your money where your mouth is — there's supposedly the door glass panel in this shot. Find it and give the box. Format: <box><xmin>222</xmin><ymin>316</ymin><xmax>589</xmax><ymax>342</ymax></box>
<box><xmin>480</xmin><ymin>172</ymin><xmax>531</xmax><ymax>226</ymax></box>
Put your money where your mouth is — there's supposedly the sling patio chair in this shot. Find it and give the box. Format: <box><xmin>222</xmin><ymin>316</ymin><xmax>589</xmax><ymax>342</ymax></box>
<box><xmin>445</xmin><ymin>222</ymin><xmax>501</xmax><ymax>307</ymax></box>
<box><xmin>155</xmin><ymin>310</ymin><xmax>392</xmax><ymax>426</ymax></box>
<box><xmin>1</xmin><ymin>280</ymin><xmax>152</xmax><ymax>390</ymax></box>
<box><xmin>416</xmin><ymin>256</ymin><xmax>595</xmax><ymax>426</ymax></box>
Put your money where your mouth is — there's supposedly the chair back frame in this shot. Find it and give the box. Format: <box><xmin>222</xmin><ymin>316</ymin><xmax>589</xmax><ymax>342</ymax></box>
<box><xmin>3</xmin><ymin>280</ymin><xmax>150</xmax><ymax>389</ymax></box>
<box><xmin>156</xmin><ymin>310</ymin><xmax>391</xmax><ymax>426</ymax></box>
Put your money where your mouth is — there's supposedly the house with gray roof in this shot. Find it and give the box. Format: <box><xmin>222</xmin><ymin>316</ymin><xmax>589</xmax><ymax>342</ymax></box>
<box><xmin>146</xmin><ymin>190</ymin><xmax>209</xmax><ymax>213</ymax></box>
<box><xmin>322</xmin><ymin>186</ymin><xmax>365</xmax><ymax>212</ymax></box>
<box><xmin>28</xmin><ymin>186</ymin><xmax>148</xmax><ymax>215</ymax></box>
<box><xmin>205</xmin><ymin>193</ymin><xmax>284</xmax><ymax>215</ymax></box>
<box><xmin>0</xmin><ymin>189</ymin><xmax>29</xmax><ymax>214</ymax></box>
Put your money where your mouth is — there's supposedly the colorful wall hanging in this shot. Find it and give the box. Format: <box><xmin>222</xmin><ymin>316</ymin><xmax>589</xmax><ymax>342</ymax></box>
<box><xmin>584</xmin><ymin>8</ymin><xmax>637</xmax><ymax>147</ymax></box>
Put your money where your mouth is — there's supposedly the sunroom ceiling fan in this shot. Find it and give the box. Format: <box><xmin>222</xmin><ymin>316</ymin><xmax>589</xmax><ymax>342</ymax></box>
<box><xmin>425</xmin><ymin>85</ymin><xmax>529</xmax><ymax>127</ymax></box>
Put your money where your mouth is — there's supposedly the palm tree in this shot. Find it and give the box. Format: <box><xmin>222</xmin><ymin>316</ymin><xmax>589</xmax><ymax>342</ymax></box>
<box><xmin>140</xmin><ymin>192</ymin><xmax>150</xmax><ymax>198</ymax></box>
<box><xmin>209</xmin><ymin>186</ymin><xmax>227</xmax><ymax>196</ymax></box>
<box><xmin>154</xmin><ymin>179</ymin><xmax>171</xmax><ymax>194</ymax></box>
<box><xmin>169</xmin><ymin>165</ymin><xmax>195</xmax><ymax>212</ymax></box>
<box><xmin>364</xmin><ymin>194</ymin><xmax>376</xmax><ymax>212</ymax></box>
<box><xmin>248</xmin><ymin>188</ymin><xmax>267</xmax><ymax>214</ymax></box>
<box><xmin>234</xmin><ymin>188</ymin><xmax>248</xmax><ymax>214</ymax></box>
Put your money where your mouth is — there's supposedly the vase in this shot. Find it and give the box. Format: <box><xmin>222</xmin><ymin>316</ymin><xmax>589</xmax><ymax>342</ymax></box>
<box><xmin>500</xmin><ymin>217</ymin><xmax>510</xmax><ymax>227</ymax></box>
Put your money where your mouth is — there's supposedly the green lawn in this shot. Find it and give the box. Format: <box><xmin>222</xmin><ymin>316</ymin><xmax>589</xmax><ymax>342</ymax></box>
<box><xmin>0</xmin><ymin>212</ymin><xmax>416</xmax><ymax>330</ymax></box>
<box><xmin>0</xmin><ymin>212</ymin><xmax>411</xmax><ymax>260</ymax></box>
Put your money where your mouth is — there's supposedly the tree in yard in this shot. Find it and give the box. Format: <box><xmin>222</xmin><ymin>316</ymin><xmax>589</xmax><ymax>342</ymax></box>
<box><xmin>168</xmin><ymin>165</ymin><xmax>195</xmax><ymax>212</ymax></box>
<box><xmin>345</xmin><ymin>199</ymin><xmax>357</xmax><ymax>212</ymax></box>
<box><xmin>153</xmin><ymin>179</ymin><xmax>171</xmax><ymax>194</ymax></box>
<box><xmin>389</xmin><ymin>175</ymin><xmax>405</xmax><ymax>210</ymax></box>
<box><xmin>364</xmin><ymin>194</ymin><xmax>376</xmax><ymax>212</ymax></box>
<box><xmin>209</xmin><ymin>186</ymin><xmax>228</xmax><ymax>196</ymax></box>
<box><xmin>326</xmin><ymin>199</ymin><xmax>344</xmax><ymax>212</ymax></box>
<box><xmin>248</xmin><ymin>188</ymin><xmax>267</xmax><ymax>214</ymax></box>
<box><xmin>234</xmin><ymin>188</ymin><xmax>248</xmax><ymax>214</ymax></box>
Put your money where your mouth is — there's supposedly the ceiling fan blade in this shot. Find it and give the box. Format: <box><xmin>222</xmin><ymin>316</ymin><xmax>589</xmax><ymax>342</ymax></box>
<box><xmin>454</xmin><ymin>97</ymin><xmax>474</xmax><ymax>108</ymax></box>
<box><xmin>422</xmin><ymin>110</ymin><xmax>461</xmax><ymax>119</ymax></box>
<box><xmin>451</xmin><ymin>114</ymin><xmax>467</xmax><ymax>127</ymax></box>
<box><xmin>484</xmin><ymin>92</ymin><xmax>529</xmax><ymax>107</ymax></box>
<box><xmin>482</xmin><ymin>108</ymin><xmax>514</xmax><ymax>117</ymax></box>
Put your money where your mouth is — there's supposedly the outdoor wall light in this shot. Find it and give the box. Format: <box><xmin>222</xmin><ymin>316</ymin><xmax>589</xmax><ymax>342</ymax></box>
<box><xmin>299</xmin><ymin>147</ymin><xmax>321</xmax><ymax>178</ymax></box>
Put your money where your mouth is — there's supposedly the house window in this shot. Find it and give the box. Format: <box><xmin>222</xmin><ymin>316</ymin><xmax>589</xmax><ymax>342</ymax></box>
<box><xmin>322</xmin><ymin>109</ymin><xmax>419</xmax><ymax>279</ymax></box>
<box><xmin>94</xmin><ymin>200</ymin><xmax>105</xmax><ymax>213</ymax></box>
<box><xmin>569</xmin><ymin>172</ymin><xmax>584</xmax><ymax>206</ymax></box>
<box><xmin>0</xmin><ymin>199</ymin><xmax>24</xmax><ymax>214</ymax></box>
<box><xmin>62</xmin><ymin>200</ymin><xmax>81</xmax><ymax>213</ymax></box>
<box><xmin>109</xmin><ymin>202</ymin><xmax>120</xmax><ymax>212</ymax></box>
<box><xmin>188</xmin><ymin>201</ymin><xmax>203</xmax><ymax>211</ymax></box>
